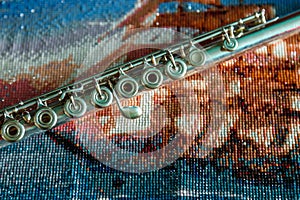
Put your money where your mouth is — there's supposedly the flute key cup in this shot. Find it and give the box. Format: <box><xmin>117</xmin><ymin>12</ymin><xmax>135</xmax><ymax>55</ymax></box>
<box><xmin>110</xmin><ymin>85</ymin><xmax>143</xmax><ymax>119</ymax></box>
<box><xmin>1</xmin><ymin>120</ymin><xmax>25</xmax><ymax>142</ymax></box>
<box><xmin>223</xmin><ymin>38</ymin><xmax>239</xmax><ymax>51</ymax></box>
<box><xmin>188</xmin><ymin>48</ymin><xmax>206</xmax><ymax>67</ymax></box>
<box><xmin>64</xmin><ymin>97</ymin><xmax>87</xmax><ymax>118</ymax></box>
<box><xmin>165</xmin><ymin>58</ymin><xmax>187</xmax><ymax>80</ymax></box>
<box><xmin>141</xmin><ymin>67</ymin><xmax>163</xmax><ymax>89</ymax></box>
<box><xmin>34</xmin><ymin>107</ymin><xmax>57</xmax><ymax>130</ymax></box>
<box><xmin>115</xmin><ymin>77</ymin><xmax>139</xmax><ymax>98</ymax></box>
<box><xmin>91</xmin><ymin>86</ymin><xmax>113</xmax><ymax>108</ymax></box>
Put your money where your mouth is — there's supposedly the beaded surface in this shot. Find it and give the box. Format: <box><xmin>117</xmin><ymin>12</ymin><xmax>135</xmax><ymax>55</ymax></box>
<box><xmin>0</xmin><ymin>0</ymin><xmax>299</xmax><ymax>199</ymax></box>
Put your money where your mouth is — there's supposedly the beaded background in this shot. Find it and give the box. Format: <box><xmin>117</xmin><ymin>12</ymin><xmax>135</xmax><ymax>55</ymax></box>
<box><xmin>0</xmin><ymin>0</ymin><xmax>299</xmax><ymax>199</ymax></box>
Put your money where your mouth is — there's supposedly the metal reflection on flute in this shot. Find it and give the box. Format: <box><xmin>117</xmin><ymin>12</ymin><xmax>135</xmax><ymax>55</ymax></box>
<box><xmin>203</xmin><ymin>10</ymin><xmax>300</xmax><ymax>66</ymax></box>
<box><xmin>0</xmin><ymin>10</ymin><xmax>299</xmax><ymax>148</ymax></box>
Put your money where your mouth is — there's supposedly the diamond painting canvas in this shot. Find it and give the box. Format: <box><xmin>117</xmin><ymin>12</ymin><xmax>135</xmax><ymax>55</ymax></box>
<box><xmin>0</xmin><ymin>0</ymin><xmax>299</xmax><ymax>199</ymax></box>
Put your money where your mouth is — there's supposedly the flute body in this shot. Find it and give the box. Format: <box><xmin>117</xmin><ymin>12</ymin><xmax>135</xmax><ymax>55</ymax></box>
<box><xmin>0</xmin><ymin>10</ymin><xmax>299</xmax><ymax>148</ymax></box>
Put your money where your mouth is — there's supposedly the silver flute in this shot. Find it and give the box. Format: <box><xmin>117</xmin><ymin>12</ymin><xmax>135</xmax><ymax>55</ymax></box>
<box><xmin>0</xmin><ymin>9</ymin><xmax>299</xmax><ymax>147</ymax></box>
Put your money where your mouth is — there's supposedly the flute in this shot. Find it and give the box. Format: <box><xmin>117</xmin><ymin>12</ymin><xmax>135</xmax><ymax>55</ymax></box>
<box><xmin>0</xmin><ymin>9</ymin><xmax>299</xmax><ymax>148</ymax></box>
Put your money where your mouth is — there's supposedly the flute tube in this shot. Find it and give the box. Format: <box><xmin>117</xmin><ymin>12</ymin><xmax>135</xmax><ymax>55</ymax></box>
<box><xmin>204</xmin><ymin>11</ymin><xmax>300</xmax><ymax>66</ymax></box>
<box><xmin>0</xmin><ymin>11</ymin><xmax>299</xmax><ymax>148</ymax></box>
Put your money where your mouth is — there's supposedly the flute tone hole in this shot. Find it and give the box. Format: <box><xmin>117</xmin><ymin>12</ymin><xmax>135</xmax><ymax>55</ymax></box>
<box><xmin>122</xmin><ymin>82</ymin><xmax>134</xmax><ymax>93</ymax></box>
<box><xmin>41</xmin><ymin>113</ymin><xmax>52</xmax><ymax>124</ymax></box>
<box><xmin>8</xmin><ymin>126</ymin><xmax>18</xmax><ymax>136</ymax></box>
<box><xmin>147</xmin><ymin>73</ymin><xmax>158</xmax><ymax>83</ymax></box>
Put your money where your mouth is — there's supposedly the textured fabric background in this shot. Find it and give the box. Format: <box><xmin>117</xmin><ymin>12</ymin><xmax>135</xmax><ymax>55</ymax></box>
<box><xmin>0</xmin><ymin>0</ymin><xmax>299</xmax><ymax>199</ymax></box>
